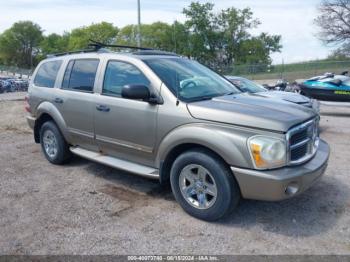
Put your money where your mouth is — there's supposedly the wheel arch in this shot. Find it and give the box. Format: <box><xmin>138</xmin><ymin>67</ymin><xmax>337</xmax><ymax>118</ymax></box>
<box><xmin>34</xmin><ymin>102</ymin><xmax>70</xmax><ymax>143</ymax></box>
<box><xmin>156</xmin><ymin>124</ymin><xmax>252</xmax><ymax>184</ymax></box>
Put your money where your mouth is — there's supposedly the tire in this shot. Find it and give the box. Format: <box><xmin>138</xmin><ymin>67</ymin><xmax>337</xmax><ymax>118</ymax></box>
<box><xmin>39</xmin><ymin>121</ymin><xmax>71</xmax><ymax>165</ymax></box>
<box><xmin>170</xmin><ymin>148</ymin><xmax>240</xmax><ymax>221</ymax></box>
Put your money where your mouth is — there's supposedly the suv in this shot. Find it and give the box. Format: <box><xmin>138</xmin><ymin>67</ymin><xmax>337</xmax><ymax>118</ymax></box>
<box><xmin>26</xmin><ymin>47</ymin><xmax>330</xmax><ymax>221</ymax></box>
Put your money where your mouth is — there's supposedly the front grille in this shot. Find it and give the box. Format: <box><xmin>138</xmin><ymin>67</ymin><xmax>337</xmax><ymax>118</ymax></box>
<box><xmin>290</xmin><ymin>129</ymin><xmax>308</xmax><ymax>145</ymax></box>
<box><xmin>290</xmin><ymin>144</ymin><xmax>308</xmax><ymax>161</ymax></box>
<box><xmin>287</xmin><ymin>119</ymin><xmax>319</xmax><ymax>164</ymax></box>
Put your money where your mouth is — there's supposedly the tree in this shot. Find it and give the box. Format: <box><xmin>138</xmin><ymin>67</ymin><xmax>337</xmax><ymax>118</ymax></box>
<box><xmin>183</xmin><ymin>2</ymin><xmax>219</xmax><ymax>63</ymax></box>
<box><xmin>316</xmin><ymin>0</ymin><xmax>350</xmax><ymax>55</ymax></box>
<box><xmin>216</xmin><ymin>7</ymin><xmax>261</xmax><ymax>66</ymax></box>
<box><xmin>0</xmin><ymin>21</ymin><xmax>43</xmax><ymax>68</ymax></box>
<box><xmin>68</xmin><ymin>22</ymin><xmax>118</xmax><ymax>50</ymax></box>
<box><xmin>182</xmin><ymin>2</ymin><xmax>281</xmax><ymax>69</ymax></box>
<box><xmin>40</xmin><ymin>33</ymin><xmax>70</xmax><ymax>56</ymax></box>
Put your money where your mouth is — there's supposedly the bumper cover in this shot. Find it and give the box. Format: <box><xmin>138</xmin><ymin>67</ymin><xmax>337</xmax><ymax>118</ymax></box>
<box><xmin>26</xmin><ymin>115</ymin><xmax>36</xmax><ymax>130</ymax></box>
<box><xmin>231</xmin><ymin>139</ymin><xmax>330</xmax><ymax>201</ymax></box>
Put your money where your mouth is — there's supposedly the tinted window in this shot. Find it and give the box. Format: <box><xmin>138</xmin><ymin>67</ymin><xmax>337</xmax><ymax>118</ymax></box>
<box><xmin>62</xmin><ymin>59</ymin><xmax>99</xmax><ymax>92</ymax></box>
<box><xmin>61</xmin><ymin>60</ymin><xmax>74</xmax><ymax>89</ymax></box>
<box><xmin>34</xmin><ymin>60</ymin><xmax>62</xmax><ymax>88</ymax></box>
<box><xmin>103</xmin><ymin>61</ymin><xmax>150</xmax><ymax>97</ymax></box>
<box><xmin>143</xmin><ymin>58</ymin><xmax>239</xmax><ymax>102</ymax></box>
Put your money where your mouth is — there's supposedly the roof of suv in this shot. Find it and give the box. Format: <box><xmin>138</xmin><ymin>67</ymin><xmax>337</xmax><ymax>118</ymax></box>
<box><xmin>46</xmin><ymin>48</ymin><xmax>180</xmax><ymax>60</ymax></box>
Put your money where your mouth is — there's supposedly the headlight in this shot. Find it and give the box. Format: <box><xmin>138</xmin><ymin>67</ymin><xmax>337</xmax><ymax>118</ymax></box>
<box><xmin>248</xmin><ymin>136</ymin><xmax>287</xmax><ymax>169</ymax></box>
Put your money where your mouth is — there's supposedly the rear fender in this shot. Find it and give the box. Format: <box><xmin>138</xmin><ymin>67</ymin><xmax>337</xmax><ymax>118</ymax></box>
<box><xmin>35</xmin><ymin>101</ymin><xmax>71</xmax><ymax>142</ymax></box>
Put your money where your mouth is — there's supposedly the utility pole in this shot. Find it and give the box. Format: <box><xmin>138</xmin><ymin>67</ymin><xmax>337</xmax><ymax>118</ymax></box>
<box><xmin>137</xmin><ymin>0</ymin><xmax>141</xmax><ymax>47</ymax></box>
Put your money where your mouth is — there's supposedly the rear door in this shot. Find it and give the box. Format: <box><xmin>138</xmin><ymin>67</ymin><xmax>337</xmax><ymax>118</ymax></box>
<box><xmin>54</xmin><ymin>58</ymin><xmax>100</xmax><ymax>150</ymax></box>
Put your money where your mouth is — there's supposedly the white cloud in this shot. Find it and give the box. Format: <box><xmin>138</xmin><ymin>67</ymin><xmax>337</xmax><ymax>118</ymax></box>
<box><xmin>0</xmin><ymin>0</ymin><xmax>334</xmax><ymax>63</ymax></box>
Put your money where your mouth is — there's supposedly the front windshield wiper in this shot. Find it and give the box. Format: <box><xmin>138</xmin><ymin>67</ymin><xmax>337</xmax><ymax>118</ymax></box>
<box><xmin>187</xmin><ymin>95</ymin><xmax>217</xmax><ymax>103</ymax></box>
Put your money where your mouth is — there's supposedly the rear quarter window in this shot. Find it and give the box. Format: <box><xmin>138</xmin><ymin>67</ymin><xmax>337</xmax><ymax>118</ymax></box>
<box><xmin>34</xmin><ymin>60</ymin><xmax>62</xmax><ymax>88</ymax></box>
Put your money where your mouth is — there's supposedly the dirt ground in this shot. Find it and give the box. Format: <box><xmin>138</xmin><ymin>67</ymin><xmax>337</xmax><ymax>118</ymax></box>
<box><xmin>0</xmin><ymin>95</ymin><xmax>350</xmax><ymax>255</ymax></box>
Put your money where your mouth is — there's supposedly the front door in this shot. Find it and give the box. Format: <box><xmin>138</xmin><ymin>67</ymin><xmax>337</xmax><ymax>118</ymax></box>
<box><xmin>94</xmin><ymin>60</ymin><xmax>158</xmax><ymax>166</ymax></box>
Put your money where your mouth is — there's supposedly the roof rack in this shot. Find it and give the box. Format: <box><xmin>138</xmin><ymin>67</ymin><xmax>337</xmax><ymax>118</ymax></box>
<box><xmin>47</xmin><ymin>48</ymin><xmax>104</xmax><ymax>58</ymax></box>
<box><xmin>88</xmin><ymin>39</ymin><xmax>154</xmax><ymax>51</ymax></box>
<box><xmin>133</xmin><ymin>50</ymin><xmax>179</xmax><ymax>56</ymax></box>
<box><xmin>47</xmin><ymin>40</ymin><xmax>179</xmax><ymax>58</ymax></box>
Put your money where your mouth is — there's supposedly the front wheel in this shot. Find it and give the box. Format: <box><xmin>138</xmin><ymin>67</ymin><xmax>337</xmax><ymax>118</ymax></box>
<box><xmin>170</xmin><ymin>149</ymin><xmax>240</xmax><ymax>221</ymax></box>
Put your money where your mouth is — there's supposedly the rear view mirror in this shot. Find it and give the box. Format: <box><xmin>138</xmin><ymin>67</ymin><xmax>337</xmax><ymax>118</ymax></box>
<box><xmin>122</xmin><ymin>84</ymin><xmax>150</xmax><ymax>101</ymax></box>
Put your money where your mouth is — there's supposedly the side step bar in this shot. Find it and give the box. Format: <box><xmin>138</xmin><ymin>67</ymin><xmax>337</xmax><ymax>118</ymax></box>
<box><xmin>70</xmin><ymin>147</ymin><xmax>159</xmax><ymax>180</ymax></box>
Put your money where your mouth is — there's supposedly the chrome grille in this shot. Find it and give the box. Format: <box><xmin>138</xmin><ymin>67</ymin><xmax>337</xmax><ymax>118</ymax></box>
<box><xmin>287</xmin><ymin>118</ymin><xmax>319</xmax><ymax>165</ymax></box>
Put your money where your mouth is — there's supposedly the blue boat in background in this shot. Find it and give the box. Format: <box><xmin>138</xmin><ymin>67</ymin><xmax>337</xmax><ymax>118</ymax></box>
<box><xmin>300</xmin><ymin>72</ymin><xmax>350</xmax><ymax>102</ymax></box>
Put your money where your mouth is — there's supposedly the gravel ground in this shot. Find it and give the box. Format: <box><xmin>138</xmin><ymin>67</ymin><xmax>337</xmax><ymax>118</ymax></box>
<box><xmin>0</xmin><ymin>98</ymin><xmax>350</xmax><ymax>255</ymax></box>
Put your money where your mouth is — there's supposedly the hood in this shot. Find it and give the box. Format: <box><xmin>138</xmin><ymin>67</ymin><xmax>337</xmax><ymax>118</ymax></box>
<box><xmin>255</xmin><ymin>91</ymin><xmax>311</xmax><ymax>104</ymax></box>
<box><xmin>187</xmin><ymin>93</ymin><xmax>316</xmax><ymax>132</ymax></box>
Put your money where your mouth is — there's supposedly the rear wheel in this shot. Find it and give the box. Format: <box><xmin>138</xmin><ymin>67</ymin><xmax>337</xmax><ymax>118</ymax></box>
<box><xmin>40</xmin><ymin>121</ymin><xmax>71</xmax><ymax>164</ymax></box>
<box><xmin>170</xmin><ymin>149</ymin><xmax>240</xmax><ymax>221</ymax></box>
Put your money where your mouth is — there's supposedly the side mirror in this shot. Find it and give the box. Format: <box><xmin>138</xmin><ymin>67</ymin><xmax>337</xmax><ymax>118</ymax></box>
<box><xmin>122</xmin><ymin>84</ymin><xmax>150</xmax><ymax>101</ymax></box>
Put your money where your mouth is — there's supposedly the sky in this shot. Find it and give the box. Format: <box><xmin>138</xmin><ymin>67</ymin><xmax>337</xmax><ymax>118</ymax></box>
<box><xmin>0</xmin><ymin>0</ymin><xmax>335</xmax><ymax>64</ymax></box>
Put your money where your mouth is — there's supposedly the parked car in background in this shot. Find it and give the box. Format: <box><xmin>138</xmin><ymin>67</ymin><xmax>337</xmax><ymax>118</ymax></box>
<box><xmin>0</xmin><ymin>80</ymin><xmax>5</xmax><ymax>93</ymax></box>
<box><xmin>0</xmin><ymin>78</ymin><xmax>13</xmax><ymax>92</ymax></box>
<box><xmin>226</xmin><ymin>76</ymin><xmax>320</xmax><ymax>114</ymax></box>
<box><xmin>26</xmin><ymin>45</ymin><xmax>329</xmax><ymax>221</ymax></box>
<box><xmin>0</xmin><ymin>77</ymin><xmax>29</xmax><ymax>92</ymax></box>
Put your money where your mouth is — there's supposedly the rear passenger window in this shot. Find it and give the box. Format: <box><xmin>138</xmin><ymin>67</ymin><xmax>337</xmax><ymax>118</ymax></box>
<box><xmin>62</xmin><ymin>59</ymin><xmax>99</xmax><ymax>92</ymax></box>
<box><xmin>103</xmin><ymin>61</ymin><xmax>150</xmax><ymax>97</ymax></box>
<box><xmin>34</xmin><ymin>60</ymin><xmax>62</xmax><ymax>88</ymax></box>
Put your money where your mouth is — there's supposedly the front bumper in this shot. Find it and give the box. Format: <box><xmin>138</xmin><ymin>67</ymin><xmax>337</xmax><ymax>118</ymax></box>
<box><xmin>231</xmin><ymin>139</ymin><xmax>330</xmax><ymax>201</ymax></box>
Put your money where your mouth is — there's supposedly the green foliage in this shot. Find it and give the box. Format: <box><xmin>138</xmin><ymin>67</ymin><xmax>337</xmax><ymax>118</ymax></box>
<box><xmin>0</xmin><ymin>21</ymin><xmax>43</xmax><ymax>68</ymax></box>
<box><xmin>182</xmin><ymin>2</ymin><xmax>281</xmax><ymax>69</ymax></box>
<box><xmin>68</xmin><ymin>22</ymin><xmax>118</xmax><ymax>50</ymax></box>
<box><xmin>0</xmin><ymin>2</ymin><xmax>282</xmax><ymax>70</ymax></box>
<box><xmin>40</xmin><ymin>33</ymin><xmax>70</xmax><ymax>55</ymax></box>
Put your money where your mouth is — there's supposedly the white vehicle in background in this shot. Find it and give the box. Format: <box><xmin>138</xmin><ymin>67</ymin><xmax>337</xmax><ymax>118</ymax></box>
<box><xmin>225</xmin><ymin>76</ymin><xmax>320</xmax><ymax>114</ymax></box>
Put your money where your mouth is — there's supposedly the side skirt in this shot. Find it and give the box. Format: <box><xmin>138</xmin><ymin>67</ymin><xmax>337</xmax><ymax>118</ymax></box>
<box><xmin>70</xmin><ymin>146</ymin><xmax>159</xmax><ymax>180</ymax></box>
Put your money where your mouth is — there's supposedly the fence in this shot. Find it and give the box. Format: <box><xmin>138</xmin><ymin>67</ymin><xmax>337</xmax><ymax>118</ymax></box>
<box><xmin>2</xmin><ymin>60</ymin><xmax>350</xmax><ymax>83</ymax></box>
<box><xmin>0</xmin><ymin>65</ymin><xmax>33</xmax><ymax>79</ymax></box>
<box><xmin>220</xmin><ymin>60</ymin><xmax>350</xmax><ymax>82</ymax></box>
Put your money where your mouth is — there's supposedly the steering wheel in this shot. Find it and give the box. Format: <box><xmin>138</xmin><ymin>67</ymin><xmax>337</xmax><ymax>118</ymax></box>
<box><xmin>181</xmin><ymin>80</ymin><xmax>197</xmax><ymax>90</ymax></box>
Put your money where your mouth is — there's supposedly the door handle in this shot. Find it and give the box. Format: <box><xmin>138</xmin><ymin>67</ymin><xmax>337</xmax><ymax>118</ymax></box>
<box><xmin>96</xmin><ymin>105</ymin><xmax>110</xmax><ymax>112</ymax></box>
<box><xmin>54</xmin><ymin>98</ymin><xmax>63</xmax><ymax>104</ymax></box>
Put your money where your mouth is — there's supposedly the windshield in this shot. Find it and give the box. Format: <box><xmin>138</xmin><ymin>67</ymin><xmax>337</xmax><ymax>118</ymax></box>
<box><xmin>143</xmin><ymin>57</ymin><xmax>240</xmax><ymax>102</ymax></box>
<box><xmin>227</xmin><ymin>77</ymin><xmax>267</xmax><ymax>93</ymax></box>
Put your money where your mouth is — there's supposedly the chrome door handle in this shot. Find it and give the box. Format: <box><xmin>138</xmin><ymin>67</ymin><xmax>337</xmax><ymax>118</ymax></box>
<box><xmin>54</xmin><ymin>98</ymin><xmax>63</xmax><ymax>104</ymax></box>
<box><xmin>96</xmin><ymin>105</ymin><xmax>110</xmax><ymax>112</ymax></box>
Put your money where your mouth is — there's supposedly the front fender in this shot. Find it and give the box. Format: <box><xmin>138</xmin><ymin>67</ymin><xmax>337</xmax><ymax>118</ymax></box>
<box><xmin>156</xmin><ymin>123</ymin><xmax>256</xmax><ymax>169</ymax></box>
<box><xmin>36</xmin><ymin>101</ymin><xmax>71</xmax><ymax>142</ymax></box>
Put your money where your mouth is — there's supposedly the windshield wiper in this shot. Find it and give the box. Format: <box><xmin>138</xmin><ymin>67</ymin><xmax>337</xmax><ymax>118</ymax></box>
<box><xmin>187</xmin><ymin>95</ymin><xmax>216</xmax><ymax>103</ymax></box>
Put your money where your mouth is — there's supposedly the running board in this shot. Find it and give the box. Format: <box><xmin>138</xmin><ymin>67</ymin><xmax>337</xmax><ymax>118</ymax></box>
<box><xmin>70</xmin><ymin>147</ymin><xmax>159</xmax><ymax>179</ymax></box>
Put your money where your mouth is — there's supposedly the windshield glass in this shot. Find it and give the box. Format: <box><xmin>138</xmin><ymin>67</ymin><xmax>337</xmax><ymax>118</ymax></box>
<box><xmin>228</xmin><ymin>78</ymin><xmax>267</xmax><ymax>93</ymax></box>
<box><xmin>143</xmin><ymin>57</ymin><xmax>240</xmax><ymax>102</ymax></box>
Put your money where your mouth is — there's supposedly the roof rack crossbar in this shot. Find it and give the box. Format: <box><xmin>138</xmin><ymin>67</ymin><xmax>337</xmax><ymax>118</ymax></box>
<box><xmin>88</xmin><ymin>39</ymin><xmax>154</xmax><ymax>51</ymax></box>
<box><xmin>47</xmin><ymin>48</ymin><xmax>100</xmax><ymax>58</ymax></box>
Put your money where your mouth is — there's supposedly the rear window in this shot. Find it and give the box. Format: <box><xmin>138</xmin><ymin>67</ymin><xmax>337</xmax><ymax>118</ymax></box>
<box><xmin>34</xmin><ymin>60</ymin><xmax>62</xmax><ymax>88</ymax></box>
<box><xmin>62</xmin><ymin>59</ymin><xmax>99</xmax><ymax>92</ymax></box>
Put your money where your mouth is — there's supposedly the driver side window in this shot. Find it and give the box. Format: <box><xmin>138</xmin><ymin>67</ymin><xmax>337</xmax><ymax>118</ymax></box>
<box><xmin>103</xmin><ymin>61</ymin><xmax>150</xmax><ymax>97</ymax></box>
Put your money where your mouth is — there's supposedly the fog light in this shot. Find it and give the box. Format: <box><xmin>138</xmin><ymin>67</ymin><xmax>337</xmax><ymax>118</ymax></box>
<box><xmin>285</xmin><ymin>182</ymin><xmax>299</xmax><ymax>196</ymax></box>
